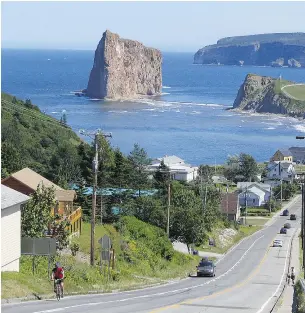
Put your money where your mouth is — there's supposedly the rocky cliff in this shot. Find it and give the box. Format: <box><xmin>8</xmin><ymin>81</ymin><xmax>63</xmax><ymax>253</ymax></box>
<box><xmin>194</xmin><ymin>33</ymin><xmax>305</xmax><ymax>67</ymax></box>
<box><xmin>86</xmin><ymin>30</ymin><xmax>162</xmax><ymax>99</ymax></box>
<box><xmin>233</xmin><ymin>74</ymin><xmax>305</xmax><ymax>117</ymax></box>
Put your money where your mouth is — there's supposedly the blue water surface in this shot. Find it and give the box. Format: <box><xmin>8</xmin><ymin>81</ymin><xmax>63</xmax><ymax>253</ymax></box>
<box><xmin>2</xmin><ymin>49</ymin><xmax>305</xmax><ymax>165</ymax></box>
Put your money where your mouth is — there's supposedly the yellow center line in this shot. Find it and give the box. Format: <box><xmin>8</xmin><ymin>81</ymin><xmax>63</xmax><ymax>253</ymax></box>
<box><xmin>149</xmin><ymin>235</ymin><xmax>276</xmax><ymax>313</ymax></box>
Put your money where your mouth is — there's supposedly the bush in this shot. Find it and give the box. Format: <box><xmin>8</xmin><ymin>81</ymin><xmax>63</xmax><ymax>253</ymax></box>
<box><xmin>70</xmin><ymin>241</ymin><xmax>80</xmax><ymax>256</ymax></box>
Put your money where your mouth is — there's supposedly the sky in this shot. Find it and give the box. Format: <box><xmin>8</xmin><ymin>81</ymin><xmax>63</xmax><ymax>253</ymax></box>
<box><xmin>1</xmin><ymin>1</ymin><xmax>305</xmax><ymax>52</ymax></box>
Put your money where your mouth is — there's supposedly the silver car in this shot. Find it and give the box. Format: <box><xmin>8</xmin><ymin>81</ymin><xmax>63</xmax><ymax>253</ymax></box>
<box><xmin>196</xmin><ymin>260</ymin><xmax>216</xmax><ymax>277</ymax></box>
<box><xmin>273</xmin><ymin>239</ymin><xmax>283</xmax><ymax>247</ymax></box>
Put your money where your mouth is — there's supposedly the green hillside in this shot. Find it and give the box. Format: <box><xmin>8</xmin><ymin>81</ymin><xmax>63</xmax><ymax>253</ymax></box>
<box><xmin>2</xmin><ymin>216</ymin><xmax>198</xmax><ymax>299</ymax></box>
<box><xmin>1</xmin><ymin>93</ymin><xmax>89</xmax><ymax>185</ymax></box>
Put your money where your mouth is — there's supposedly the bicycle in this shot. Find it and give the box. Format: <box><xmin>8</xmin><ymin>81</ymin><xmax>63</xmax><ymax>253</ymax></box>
<box><xmin>286</xmin><ymin>273</ymin><xmax>291</xmax><ymax>285</ymax></box>
<box><xmin>54</xmin><ymin>279</ymin><xmax>63</xmax><ymax>301</ymax></box>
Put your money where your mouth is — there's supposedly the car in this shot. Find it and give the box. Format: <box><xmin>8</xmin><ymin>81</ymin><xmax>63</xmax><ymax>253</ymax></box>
<box><xmin>280</xmin><ymin>227</ymin><xmax>287</xmax><ymax>234</ymax></box>
<box><xmin>273</xmin><ymin>239</ymin><xmax>283</xmax><ymax>247</ymax></box>
<box><xmin>196</xmin><ymin>260</ymin><xmax>216</xmax><ymax>277</ymax></box>
<box><xmin>282</xmin><ymin>209</ymin><xmax>289</xmax><ymax>216</ymax></box>
<box><xmin>290</xmin><ymin>214</ymin><xmax>297</xmax><ymax>220</ymax></box>
<box><xmin>284</xmin><ymin>223</ymin><xmax>291</xmax><ymax>229</ymax></box>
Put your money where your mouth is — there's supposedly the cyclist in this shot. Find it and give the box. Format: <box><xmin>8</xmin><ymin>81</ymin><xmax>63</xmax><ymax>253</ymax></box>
<box><xmin>291</xmin><ymin>267</ymin><xmax>296</xmax><ymax>285</ymax></box>
<box><xmin>51</xmin><ymin>262</ymin><xmax>64</xmax><ymax>297</ymax></box>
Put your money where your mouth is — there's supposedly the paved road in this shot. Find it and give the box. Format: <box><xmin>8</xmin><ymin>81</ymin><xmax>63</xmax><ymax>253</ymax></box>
<box><xmin>2</xmin><ymin>196</ymin><xmax>301</xmax><ymax>313</ymax></box>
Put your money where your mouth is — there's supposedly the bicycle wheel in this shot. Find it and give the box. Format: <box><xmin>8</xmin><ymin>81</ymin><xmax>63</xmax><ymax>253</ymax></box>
<box><xmin>56</xmin><ymin>283</ymin><xmax>61</xmax><ymax>301</ymax></box>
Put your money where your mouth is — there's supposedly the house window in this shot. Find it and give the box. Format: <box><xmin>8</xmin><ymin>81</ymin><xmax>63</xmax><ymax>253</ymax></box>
<box><xmin>253</xmin><ymin>199</ymin><xmax>255</xmax><ymax>203</ymax></box>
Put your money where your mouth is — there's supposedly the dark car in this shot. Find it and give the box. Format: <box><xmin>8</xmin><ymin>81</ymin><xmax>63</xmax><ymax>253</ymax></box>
<box><xmin>284</xmin><ymin>223</ymin><xmax>291</xmax><ymax>229</ymax></box>
<box><xmin>280</xmin><ymin>227</ymin><xmax>287</xmax><ymax>234</ymax></box>
<box><xmin>290</xmin><ymin>214</ymin><xmax>297</xmax><ymax>220</ymax></box>
<box><xmin>196</xmin><ymin>260</ymin><xmax>216</xmax><ymax>277</ymax></box>
<box><xmin>283</xmin><ymin>209</ymin><xmax>289</xmax><ymax>216</ymax></box>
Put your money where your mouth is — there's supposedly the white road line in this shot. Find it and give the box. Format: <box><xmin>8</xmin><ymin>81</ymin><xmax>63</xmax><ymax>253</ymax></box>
<box><xmin>255</xmin><ymin>230</ymin><xmax>294</xmax><ymax>313</ymax></box>
<box><xmin>32</xmin><ymin>235</ymin><xmax>264</xmax><ymax>313</ymax></box>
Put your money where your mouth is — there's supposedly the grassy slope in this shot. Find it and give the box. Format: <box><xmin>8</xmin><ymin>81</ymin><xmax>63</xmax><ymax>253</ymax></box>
<box><xmin>1</xmin><ymin>92</ymin><xmax>83</xmax><ymax>180</ymax></box>
<box><xmin>2</xmin><ymin>217</ymin><xmax>199</xmax><ymax>299</ymax></box>
<box><xmin>196</xmin><ymin>221</ymin><xmax>261</xmax><ymax>254</ymax></box>
<box><xmin>273</xmin><ymin>80</ymin><xmax>305</xmax><ymax>112</ymax></box>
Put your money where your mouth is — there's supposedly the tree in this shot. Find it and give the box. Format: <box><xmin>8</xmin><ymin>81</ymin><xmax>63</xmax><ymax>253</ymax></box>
<box><xmin>111</xmin><ymin>148</ymin><xmax>132</xmax><ymax>187</ymax></box>
<box><xmin>1</xmin><ymin>142</ymin><xmax>24</xmax><ymax>178</ymax></box>
<box><xmin>224</xmin><ymin>153</ymin><xmax>258</xmax><ymax>183</ymax></box>
<box><xmin>128</xmin><ymin>144</ymin><xmax>151</xmax><ymax>196</ymax></box>
<box><xmin>21</xmin><ymin>184</ymin><xmax>56</xmax><ymax>237</ymax></box>
<box><xmin>273</xmin><ymin>182</ymin><xmax>298</xmax><ymax>201</ymax></box>
<box><xmin>170</xmin><ymin>188</ymin><xmax>205</xmax><ymax>251</ymax></box>
<box><xmin>50</xmin><ymin>216</ymin><xmax>70</xmax><ymax>250</ymax></box>
<box><xmin>197</xmin><ymin>165</ymin><xmax>213</xmax><ymax>183</ymax></box>
<box><xmin>153</xmin><ymin>160</ymin><xmax>170</xmax><ymax>192</ymax></box>
<box><xmin>50</xmin><ymin>143</ymin><xmax>82</xmax><ymax>188</ymax></box>
<box><xmin>60</xmin><ymin>110</ymin><xmax>67</xmax><ymax>125</ymax></box>
<box><xmin>74</xmin><ymin>182</ymin><xmax>92</xmax><ymax>221</ymax></box>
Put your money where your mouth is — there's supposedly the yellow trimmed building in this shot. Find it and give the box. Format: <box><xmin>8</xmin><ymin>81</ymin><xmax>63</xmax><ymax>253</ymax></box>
<box><xmin>270</xmin><ymin>149</ymin><xmax>293</xmax><ymax>162</ymax></box>
<box><xmin>1</xmin><ymin>168</ymin><xmax>82</xmax><ymax>235</ymax></box>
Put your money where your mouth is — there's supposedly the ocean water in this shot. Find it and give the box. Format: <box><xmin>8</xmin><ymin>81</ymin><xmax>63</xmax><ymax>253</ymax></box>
<box><xmin>1</xmin><ymin>49</ymin><xmax>305</xmax><ymax>165</ymax></box>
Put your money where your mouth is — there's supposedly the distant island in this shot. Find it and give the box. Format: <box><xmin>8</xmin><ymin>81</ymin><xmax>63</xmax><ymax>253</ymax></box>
<box><xmin>232</xmin><ymin>74</ymin><xmax>305</xmax><ymax>118</ymax></box>
<box><xmin>194</xmin><ymin>32</ymin><xmax>305</xmax><ymax>67</ymax></box>
<box><xmin>86</xmin><ymin>30</ymin><xmax>162</xmax><ymax>100</ymax></box>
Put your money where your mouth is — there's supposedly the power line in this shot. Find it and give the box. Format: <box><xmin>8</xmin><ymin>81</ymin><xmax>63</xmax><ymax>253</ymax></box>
<box><xmin>79</xmin><ymin>129</ymin><xmax>112</xmax><ymax>266</ymax></box>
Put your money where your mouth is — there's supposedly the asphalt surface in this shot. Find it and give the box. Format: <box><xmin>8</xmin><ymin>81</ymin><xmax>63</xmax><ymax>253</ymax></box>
<box><xmin>2</xmin><ymin>196</ymin><xmax>301</xmax><ymax>313</ymax></box>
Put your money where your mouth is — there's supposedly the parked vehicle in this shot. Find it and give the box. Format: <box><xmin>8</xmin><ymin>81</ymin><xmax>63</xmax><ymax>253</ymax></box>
<box><xmin>280</xmin><ymin>227</ymin><xmax>287</xmax><ymax>234</ymax></box>
<box><xmin>196</xmin><ymin>260</ymin><xmax>216</xmax><ymax>277</ymax></box>
<box><xmin>273</xmin><ymin>239</ymin><xmax>283</xmax><ymax>247</ymax></box>
<box><xmin>290</xmin><ymin>214</ymin><xmax>297</xmax><ymax>220</ymax></box>
<box><xmin>282</xmin><ymin>209</ymin><xmax>289</xmax><ymax>216</ymax></box>
<box><xmin>284</xmin><ymin>223</ymin><xmax>291</xmax><ymax>229</ymax></box>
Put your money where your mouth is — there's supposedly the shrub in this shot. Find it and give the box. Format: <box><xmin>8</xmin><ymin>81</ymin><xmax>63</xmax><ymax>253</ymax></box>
<box><xmin>70</xmin><ymin>241</ymin><xmax>80</xmax><ymax>256</ymax></box>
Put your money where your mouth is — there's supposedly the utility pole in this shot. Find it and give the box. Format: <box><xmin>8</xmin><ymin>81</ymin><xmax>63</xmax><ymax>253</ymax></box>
<box><xmin>279</xmin><ymin>161</ymin><xmax>283</xmax><ymax>208</ymax></box>
<box><xmin>296</xmin><ymin>136</ymin><xmax>305</xmax><ymax>277</ymax></box>
<box><xmin>79</xmin><ymin>129</ymin><xmax>112</xmax><ymax>266</ymax></box>
<box><xmin>167</xmin><ymin>178</ymin><xmax>171</xmax><ymax>237</ymax></box>
<box><xmin>226</xmin><ymin>183</ymin><xmax>229</xmax><ymax>219</ymax></box>
<box><xmin>245</xmin><ymin>185</ymin><xmax>248</xmax><ymax>225</ymax></box>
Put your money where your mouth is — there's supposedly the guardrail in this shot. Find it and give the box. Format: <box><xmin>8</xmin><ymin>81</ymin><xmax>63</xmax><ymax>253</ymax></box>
<box><xmin>300</xmin><ymin>279</ymin><xmax>305</xmax><ymax>292</ymax></box>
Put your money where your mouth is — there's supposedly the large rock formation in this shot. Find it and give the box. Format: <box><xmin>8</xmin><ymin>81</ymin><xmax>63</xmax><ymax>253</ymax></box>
<box><xmin>86</xmin><ymin>30</ymin><xmax>162</xmax><ymax>99</ymax></box>
<box><xmin>232</xmin><ymin>74</ymin><xmax>305</xmax><ymax>118</ymax></box>
<box><xmin>194</xmin><ymin>33</ymin><xmax>305</xmax><ymax>67</ymax></box>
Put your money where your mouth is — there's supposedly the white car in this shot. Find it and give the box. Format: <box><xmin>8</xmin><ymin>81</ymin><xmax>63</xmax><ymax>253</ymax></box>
<box><xmin>273</xmin><ymin>239</ymin><xmax>283</xmax><ymax>247</ymax></box>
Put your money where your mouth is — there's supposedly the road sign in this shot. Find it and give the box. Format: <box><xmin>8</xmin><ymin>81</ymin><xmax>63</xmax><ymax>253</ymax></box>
<box><xmin>99</xmin><ymin>235</ymin><xmax>111</xmax><ymax>250</ymax></box>
<box><xmin>21</xmin><ymin>237</ymin><xmax>56</xmax><ymax>256</ymax></box>
<box><xmin>101</xmin><ymin>250</ymin><xmax>110</xmax><ymax>261</ymax></box>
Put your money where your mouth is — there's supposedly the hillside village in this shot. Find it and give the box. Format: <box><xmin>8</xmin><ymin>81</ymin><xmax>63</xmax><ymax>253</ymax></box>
<box><xmin>2</xmin><ymin>146</ymin><xmax>305</xmax><ymax>274</ymax></box>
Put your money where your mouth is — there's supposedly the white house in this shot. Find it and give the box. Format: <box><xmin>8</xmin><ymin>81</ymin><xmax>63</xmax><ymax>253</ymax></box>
<box><xmin>147</xmin><ymin>155</ymin><xmax>198</xmax><ymax>182</ymax></box>
<box><xmin>1</xmin><ymin>185</ymin><xmax>30</xmax><ymax>272</ymax></box>
<box><xmin>266</xmin><ymin>161</ymin><xmax>296</xmax><ymax>183</ymax></box>
<box><xmin>238</xmin><ymin>185</ymin><xmax>265</xmax><ymax>207</ymax></box>
<box><xmin>237</xmin><ymin>182</ymin><xmax>272</xmax><ymax>203</ymax></box>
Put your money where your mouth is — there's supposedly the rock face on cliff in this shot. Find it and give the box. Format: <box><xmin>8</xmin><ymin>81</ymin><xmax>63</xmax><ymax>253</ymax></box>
<box><xmin>86</xmin><ymin>30</ymin><xmax>162</xmax><ymax>99</ymax></box>
<box><xmin>194</xmin><ymin>33</ymin><xmax>305</xmax><ymax>67</ymax></box>
<box><xmin>233</xmin><ymin>74</ymin><xmax>305</xmax><ymax>117</ymax></box>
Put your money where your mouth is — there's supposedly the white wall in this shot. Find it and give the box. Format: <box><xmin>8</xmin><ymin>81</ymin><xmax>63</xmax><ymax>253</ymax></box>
<box><xmin>239</xmin><ymin>193</ymin><xmax>262</xmax><ymax>207</ymax></box>
<box><xmin>1</xmin><ymin>204</ymin><xmax>21</xmax><ymax>272</ymax></box>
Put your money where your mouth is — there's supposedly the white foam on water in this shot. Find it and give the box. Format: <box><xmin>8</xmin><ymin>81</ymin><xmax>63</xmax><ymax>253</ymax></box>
<box><xmin>89</xmin><ymin>98</ymin><xmax>102</xmax><ymax>101</ymax></box>
<box><xmin>162</xmin><ymin>86</ymin><xmax>171</xmax><ymax>89</ymax></box>
<box><xmin>161</xmin><ymin>92</ymin><xmax>170</xmax><ymax>95</ymax></box>
<box><xmin>265</xmin><ymin>127</ymin><xmax>276</xmax><ymax>130</ymax></box>
<box><xmin>293</xmin><ymin>124</ymin><xmax>305</xmax><ymax>133</ymax></box>
<box><xmin>190</xmin><ymin>111</ymin><xmax>201</xmax><ymax>115</ymax></box>
<box><xmin>192</xmin><ymin>103</ymin><xmax>224</xmax><ymax>107</ymax></box>
<box><xmin>51</xmin><ymin>112</ymin><xmax>59</xmax><ymax>114</ymax></box>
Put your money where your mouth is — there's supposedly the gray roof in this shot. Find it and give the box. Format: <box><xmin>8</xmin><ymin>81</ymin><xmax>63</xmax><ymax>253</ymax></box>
<box><xmin>279</xmin><ymin>149</ymin><xmax>292</xmax><ymax>157</ymax></box>
<box><xmin>1</xmin><ymin>185</ymin><xmax>30</xmax><ymax>210</ymax></box>
<box><xmin>237</xmin><ymin>182</ymin><xmax>271</xmax><ymax>191</ymax></box>
<box><xmin>156</xmin><ymin>155</ymin><xmax>185</xmax><ymax>165</ymax></box>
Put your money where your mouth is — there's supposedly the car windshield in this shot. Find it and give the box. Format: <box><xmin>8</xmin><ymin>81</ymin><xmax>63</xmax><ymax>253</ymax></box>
<box><xmin>199</xmin><ymin>262</ymin><xmax>213</xmax><ymax>267</ymax></box>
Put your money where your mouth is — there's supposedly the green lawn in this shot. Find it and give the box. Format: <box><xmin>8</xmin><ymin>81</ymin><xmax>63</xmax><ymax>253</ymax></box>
<box><xmin>245</xmin><ymin>217</ymin><xmax>269</xmax><ymax>226</ymax></box>
<box><xmin>282</xmin><ymin>85</ymin><xmax>305</xmax><ymax>101</ymax></box>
